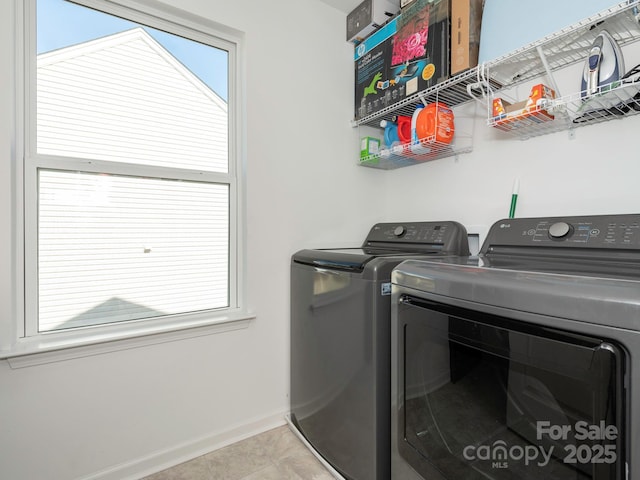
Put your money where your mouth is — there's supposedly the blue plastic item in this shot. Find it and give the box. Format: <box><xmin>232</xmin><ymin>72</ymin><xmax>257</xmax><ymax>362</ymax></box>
<box><xmin>380</xmin><ymin>119</ymin><xmax>400</xmax><ymax>147</ymax></box>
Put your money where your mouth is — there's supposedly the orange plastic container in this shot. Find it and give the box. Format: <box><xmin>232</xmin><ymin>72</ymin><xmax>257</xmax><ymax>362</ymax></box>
<box><xmin>415</xmin><ymin>102</ymin><xmax>455</xmax><ymax>145</ymax></box>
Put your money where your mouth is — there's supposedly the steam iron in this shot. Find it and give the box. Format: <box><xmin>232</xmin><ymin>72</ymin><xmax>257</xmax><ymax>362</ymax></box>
<box><xmin>575</xmin><ymin>30</ymin><xmax>627</xmax><ymax>123</ymax></box>
<box><xmin>581</xmin><ymin>30</ymin><xmax>624</xmax><ymax>98</ymax></box>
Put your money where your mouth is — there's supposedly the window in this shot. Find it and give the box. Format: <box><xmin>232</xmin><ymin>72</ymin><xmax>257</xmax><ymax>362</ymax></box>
<box><xmin>15</xmin><ymin>0</ymin><xmax>246</xmax><ymax>351</ymax></box>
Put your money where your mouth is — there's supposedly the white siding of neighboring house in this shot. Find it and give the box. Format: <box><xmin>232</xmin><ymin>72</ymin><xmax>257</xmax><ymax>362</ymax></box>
<box><xmin>35</xmin><ymin>28</ymin><xmax>229</xmax><ymax>331</ymax></box>
<box><xmin>37</xmin><ymin>27</ymin><xmax>228</xmax><ymax>171</ymax></box>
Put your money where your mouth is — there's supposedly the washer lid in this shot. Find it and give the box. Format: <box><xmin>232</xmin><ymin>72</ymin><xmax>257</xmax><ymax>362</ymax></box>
<box><xmin>292</xmin><ymin>248</ymin><xmax>374</xmax><ymax>272</ymax></box>
<box><xmin>293</xmin><ymin>248</ymin><xmax>434</xmax><ymax>272</ymax></box>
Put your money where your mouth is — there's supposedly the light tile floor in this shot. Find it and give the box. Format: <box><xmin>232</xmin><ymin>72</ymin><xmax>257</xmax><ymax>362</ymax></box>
<box><xmin>143</xmin><ymin>425</ymin><xmax>336</xmax><ymax>480</ymax></box>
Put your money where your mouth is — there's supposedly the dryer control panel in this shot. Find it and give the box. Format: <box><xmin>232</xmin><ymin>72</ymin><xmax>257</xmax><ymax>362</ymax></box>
<box><xmin>364</xmin><ymin>221</ymin><xmax>470</xmax><ymax>255</ymax></box>
<box><xmin>482</xmin><ymin>214</ymin><xmax>640</xmax><ymax>252</ymax></box>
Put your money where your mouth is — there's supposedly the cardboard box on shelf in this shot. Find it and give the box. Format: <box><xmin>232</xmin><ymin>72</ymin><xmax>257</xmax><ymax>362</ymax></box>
<box><xmin>360</xmin><ymin>136</ymin><xmax>381</xmax><ymax>162</ymax></box>
<box><xmin>450</xmin><ymin>0</ymin><xmax>484</xmax><ymax>75</ymax></box>
<box><xmin>354</xmin><ymin>0</ymin><xmax>449</xmax><ymax>120</ymax></box>
<box><xmin>492</xmin><ymin>83</ymin><xmax>556</xmax><ymax>128</ymax></box>
<box><xmin>347</xmin><ymin>0</ymin><xmax>400</xmax><ymax>44</ymax></box>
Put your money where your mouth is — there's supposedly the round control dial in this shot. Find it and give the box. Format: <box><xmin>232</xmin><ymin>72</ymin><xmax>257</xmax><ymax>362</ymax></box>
<box><xmin>548</xmin><ymin>221</ymin><xmax>572</xmax><ymax>239</ymax></box>
<box><xmin>394</xmin><ymin>226</ymin><xmax>406</xmax><ymax>237</ymax></box>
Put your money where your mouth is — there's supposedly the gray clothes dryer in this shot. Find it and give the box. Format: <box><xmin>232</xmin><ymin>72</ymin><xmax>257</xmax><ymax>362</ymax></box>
<box><xmin>391</xmin><ymin>214</ymin><xmax>640</xmax><ymax>480</ymax></box>
<box><xmin>290</xmin><ymin>221</ymin><xmax>469</xmax><ymax>480</ymax></box>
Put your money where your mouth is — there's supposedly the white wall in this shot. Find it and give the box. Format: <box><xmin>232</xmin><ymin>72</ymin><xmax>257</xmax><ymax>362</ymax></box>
<box><xmin>382</xmin><ymin>47</ymin><xmax>640</xmax><ymax>229</ymax></box>
<box><xmin>384</xmin><ymin>106</ymin><xmax>640</xmax><ymax>230</ymax></box>
<box><xmin>0</xmin><ymin>1</ymin><xmax>378</xmax><ymax>479</ymax></box>
<box><xmin>2</xmin><ymin>1</ymin><xmax>640</xmax><ymax>479</ymax></box>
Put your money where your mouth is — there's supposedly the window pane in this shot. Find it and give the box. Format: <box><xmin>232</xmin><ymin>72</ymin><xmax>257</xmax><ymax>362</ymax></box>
<box><xmin>38</xmin><ymin>170</ymin><xmax>229</xmax><ymax>332</ymax></box>
<box><xmin>36</xmin><ymin>0</ymin><xmax>229</xmax><ymax>173</ymax></box>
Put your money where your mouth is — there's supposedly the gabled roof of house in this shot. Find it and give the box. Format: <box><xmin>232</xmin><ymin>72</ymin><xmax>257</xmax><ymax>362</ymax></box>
<box><xmin>38</xmin><ymin>27</ymin><xmax>227</xmax><ymax>112</ymax></box>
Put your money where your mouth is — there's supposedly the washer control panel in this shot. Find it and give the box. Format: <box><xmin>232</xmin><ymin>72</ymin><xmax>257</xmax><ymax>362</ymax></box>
<box><xmin>364</xmin><ymin>221</ymin><xmax>470</xmax><ymax>255</ymax></box>
<box><xmin>482</xmin><ymin>214</ymin><xmax>640</xmax><ymax>252</ymax></box>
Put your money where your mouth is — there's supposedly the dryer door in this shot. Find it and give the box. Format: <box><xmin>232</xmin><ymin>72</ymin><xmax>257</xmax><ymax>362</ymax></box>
<box><xmin>392</xmin><ymin>296</ymin><xmax>625</xmax><ymax>480</ymax></box>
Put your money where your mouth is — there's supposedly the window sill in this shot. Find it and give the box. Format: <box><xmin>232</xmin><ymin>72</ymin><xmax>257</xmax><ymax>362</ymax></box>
<box><xmin>2</xmin><ymin>311</ymin><xmax>256</xmax><ymax>368</ymax></box>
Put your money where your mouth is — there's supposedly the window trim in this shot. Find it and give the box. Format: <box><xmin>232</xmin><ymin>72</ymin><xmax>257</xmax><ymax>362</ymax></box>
<box><xmin>4</xmin><ymin>0</ymin><xmax>249</xmax><ymax>361</ymax></box>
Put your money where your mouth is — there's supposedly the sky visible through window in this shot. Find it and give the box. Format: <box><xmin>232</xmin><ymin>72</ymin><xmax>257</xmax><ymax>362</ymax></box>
<box><xmin>37</xmin><ymin>0</ymin><xmax>228</xmax><ymax>100</ymax></box>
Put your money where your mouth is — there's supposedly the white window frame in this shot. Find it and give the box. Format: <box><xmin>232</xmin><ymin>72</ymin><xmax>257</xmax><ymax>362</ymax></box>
<box><xmin>4</xmin><ymin>0</ymin><xmax>250</xmax><ymax>364</ymax></box>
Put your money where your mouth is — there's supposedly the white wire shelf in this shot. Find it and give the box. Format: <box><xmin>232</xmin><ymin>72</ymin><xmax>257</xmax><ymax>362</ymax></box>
<box><xmin>488</xmin><ymin>80</ymin><xmax>640</xmax><ymax>139</ymax></box>
<box><xmin>359</xmin><ymin>133</ymin><xmax>473</xmax><ymax>170</ymax></box>
<box><xmin>353</xmin><ymin>67</ymin><xmax>487</xmax><ymax>128</ymax></box>
<box><xmin>483</xmin><ymin>1</ymin><xmax>640</xmax><ymax>88</ymax></box>
<box><xmin>354</xmin><ymin>68</ymin><xmax>480</xmax><ymax>169</ymax></box>
<box><xmin>483</xmin><ymin>1</ymin><xmax>640</xmax><ymax>140</ymax></box>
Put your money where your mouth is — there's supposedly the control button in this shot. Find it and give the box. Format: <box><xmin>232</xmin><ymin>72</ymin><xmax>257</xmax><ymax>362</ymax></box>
<box><xmin>549</xmin><ymin>222</ymin><xmax>572</xmax><ymax>239</ymax></box>
<box><xmin>394</xmin><ymin>226</ymin><xmax>406</xmax><ymax>237</ymax></box>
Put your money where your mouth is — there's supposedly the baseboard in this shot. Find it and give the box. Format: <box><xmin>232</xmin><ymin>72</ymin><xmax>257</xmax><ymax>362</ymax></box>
<box><xmin>81</xmin><ymin>409</ymin><xmax>288</xmax><ymax>480</ymax></box>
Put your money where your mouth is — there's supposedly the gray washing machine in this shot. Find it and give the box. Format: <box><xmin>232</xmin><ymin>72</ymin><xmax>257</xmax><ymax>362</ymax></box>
<box><xmin>290</xmin><ymin>221</ymin><xmax>469</xmax><ymax>480</ymax></box>
<box><xmin>391</xmin><ymin>214</ymin><xmax>640</xmax><ymax>480</ymax></box>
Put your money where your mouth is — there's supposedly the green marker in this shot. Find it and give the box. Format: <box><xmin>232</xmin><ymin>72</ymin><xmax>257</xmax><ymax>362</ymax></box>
<box><xmin>509</xmin><ymin>178</ymin><xmax>519</xmax><ymax>219</ymax></box>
